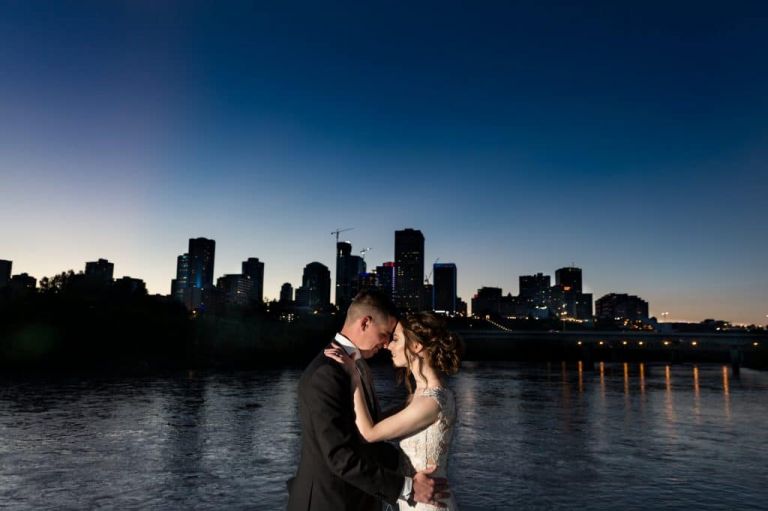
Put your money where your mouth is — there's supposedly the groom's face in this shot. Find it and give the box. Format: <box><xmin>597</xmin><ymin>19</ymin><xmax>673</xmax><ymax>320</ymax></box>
<box><xmin>358</xmin><ymin>314</ymin><xmax>397</xmax><ymax>358</ymax></box>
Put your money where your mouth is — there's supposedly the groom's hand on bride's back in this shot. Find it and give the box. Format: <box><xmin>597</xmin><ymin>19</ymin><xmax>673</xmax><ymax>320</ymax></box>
<box><xmin>412</xmin><ymin>466</ymin><xmax>450</xmax><ymax>508</ymax></box>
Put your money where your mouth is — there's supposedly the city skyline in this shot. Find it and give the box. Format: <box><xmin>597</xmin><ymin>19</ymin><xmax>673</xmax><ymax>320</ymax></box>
<box><xmin>1</xmin><ymin>2</ymin><xmax>766</xmax><ymax>324</ymax></box>
<box><xmin>1</xmin><ymin>227</ymin><xmax>764</xmax><ymax>325</ymax></box>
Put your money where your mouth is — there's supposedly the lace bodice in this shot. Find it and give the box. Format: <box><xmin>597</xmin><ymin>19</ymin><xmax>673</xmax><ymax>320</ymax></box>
<box><xmin>399</xmin><ymin>387</ymin><xmax>456</xmax><ymax>476</ymax></box>
<box><xmin>390</xmin><ymin>387</ymin><xmax>457</xmax><ymax>511</ymax></box>
<box><xmin>396</xmin><ymin>387</ymin><xmax>458</xmax><ymax>510</ymax></box>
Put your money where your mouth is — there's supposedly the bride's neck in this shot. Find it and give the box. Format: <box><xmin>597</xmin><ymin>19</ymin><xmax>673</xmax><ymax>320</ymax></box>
<box><xmin>410</xmin><ymin>361</ymin><xmax>442</xmax><ymax>390</ymax></box>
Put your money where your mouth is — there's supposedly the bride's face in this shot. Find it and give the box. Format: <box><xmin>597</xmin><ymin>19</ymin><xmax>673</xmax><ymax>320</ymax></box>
<box><xmin>386</xmin><ymin>322</ymin><xmax>419</xmax><ymax>368</ymax></box>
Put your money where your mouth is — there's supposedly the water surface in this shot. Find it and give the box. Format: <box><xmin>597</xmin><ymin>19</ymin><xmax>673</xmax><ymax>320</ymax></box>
<box><xmin>1</xmin><ymin>362</ymin><xmax>766</xmax><ymax>510</ymax></box>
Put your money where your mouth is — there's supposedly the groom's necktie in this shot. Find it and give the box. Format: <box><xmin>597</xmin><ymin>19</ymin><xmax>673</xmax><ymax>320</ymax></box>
<box><xmin>355</xmin><ymin>358</ymin><xmax>381</xmax><ymax>422</ymax></box>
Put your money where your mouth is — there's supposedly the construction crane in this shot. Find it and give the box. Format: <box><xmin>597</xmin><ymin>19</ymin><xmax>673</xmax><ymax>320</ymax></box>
<box><xmin>360</xmin><ymin>247</ymin><xmax>372</xmax><ymax>261</ymax></box>
<box><xmin>331</xmin><ymin>227</ymin><xmax>354</xmax><ymax>243</ymax></box>
<box><xmin>424</xmin><ymin>257</ymin><xmax>440</xmax><ymax>285</ymax></box>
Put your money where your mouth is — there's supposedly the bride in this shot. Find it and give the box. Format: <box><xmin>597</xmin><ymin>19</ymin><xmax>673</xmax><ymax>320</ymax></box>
<box><xmin>325</xmin><ymin>312</ymin><xmax>463</xmax><ymax>510</ymax></box>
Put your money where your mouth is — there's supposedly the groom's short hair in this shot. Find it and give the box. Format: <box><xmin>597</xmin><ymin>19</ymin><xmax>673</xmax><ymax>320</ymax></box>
<box><xmin>346</xmin><ymin>288</ymin><xmax>399</xmax><ymax>324</ymax></box>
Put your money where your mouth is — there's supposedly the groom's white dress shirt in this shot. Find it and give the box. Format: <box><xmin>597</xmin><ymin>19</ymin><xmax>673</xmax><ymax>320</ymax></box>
<box><xmin>333</xmin><ymin>333</ymin><xmax>414</xmax><ymax>503</ymax></box>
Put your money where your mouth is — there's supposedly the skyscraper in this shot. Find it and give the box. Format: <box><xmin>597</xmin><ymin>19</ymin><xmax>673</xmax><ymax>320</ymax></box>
<box><xmin>171</xmin><ymin>253</ymin><xmax>190</xmax><ymax>303</ymax></box>
<box><xmin>358</xmin><ymin>272</ymin><xmax>378</xmax><ymax>292</ymax></box>
<box><xmin>395</xmin><ymin>228</ymin><xmax>424</xmax><ymax>311</ymax></box>
<box><xmin>296</xmin><ymin>262</ymin><xmax>331</xmax><ymax>309</ymax></box>
<box><xmin>188</xmin><ymin>237</ymin><xmax>215</xmax><ymax>290</ymax></box>
<box><xmin>519</xmin><ymin>273</ymin><xmax>551</xmax><ymax>310</ymax></box>
<box><xmin>335</xmin><ymin>241</ymin><xmax>366</xmax><ymax>310</ymax></box>
<box><xmin>376</xmin><ymin>262</ymin><xmax>396</xmax><ymax>302</ymax></box>
<box><xmin>242</xmin><ymin>257</ymin><xmax>265</xmax><ymax>303</ymax></box>
<box><xmin>555</xmin><ymin>267</ymin><xmax>582</xmax><ymax>293</ymax></box>
<box><xmin>554</xmin><ymin>267</ymin><xmax>592</xmax><ymax>319</ymax></box>
<box><xmin>433</xmin><ymin>263</ymin><xmax>457</xmax><ymax>313</ymax></box>
<box><xmin>217</xmin><ymin>274</ymin><xmax>253</xmax><ymax>306</ymax></box>
<box><xmin>0</xmin><ymin>260</ymin><xmax>11</xmax><ymax>287</ymax></box>
<box><xmin>280</xmin><ymin>282</ymin><xmax>293</xmax><ymax>304</ymax></box>
<box><xmin>575</xmin><ymin>293</ymin><xmax>593</xmax><ymax>320</ymax></box>
<box><xmin>171</xmin><ymin>238</ymin><xmax>215</xmax><ymax>311</ymax></box>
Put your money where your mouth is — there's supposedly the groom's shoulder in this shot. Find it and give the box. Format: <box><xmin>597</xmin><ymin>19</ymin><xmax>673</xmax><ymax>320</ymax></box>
<box><xmin>300</xmin><ymin>344</ymin><xmax>345</xmax><ymax>386</ymax></box>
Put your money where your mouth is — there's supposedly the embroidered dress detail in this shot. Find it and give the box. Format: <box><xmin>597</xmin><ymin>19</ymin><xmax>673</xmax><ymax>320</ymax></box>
<box><xmin>397</xmin><ymin>387</ymin><xmax>458</xmax><ymax>510</ymax></box>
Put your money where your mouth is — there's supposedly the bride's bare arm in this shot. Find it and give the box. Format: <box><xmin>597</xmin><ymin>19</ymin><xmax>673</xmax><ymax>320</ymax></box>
<box><xmin>354</xmin><ymin>394</ymin><xmax>439</xmax><ymax>443</ymax></box>
<box><xmin>324</xmin><ymin>347</ymin><xmax>440</xmax><ymax>443</ymax></box>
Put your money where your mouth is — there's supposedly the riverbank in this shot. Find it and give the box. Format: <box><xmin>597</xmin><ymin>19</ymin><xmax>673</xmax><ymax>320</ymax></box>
<box><xmin>2</xmin><ymin>293</ymin><xmax>766</xmax><ymax>374</ymax></box>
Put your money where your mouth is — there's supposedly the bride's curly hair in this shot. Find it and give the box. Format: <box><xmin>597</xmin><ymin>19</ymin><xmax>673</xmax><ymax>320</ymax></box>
<box><xmin>397</xmin><ymin>312</ymin><xmax>464</xmax><ymax>394</ymax></box>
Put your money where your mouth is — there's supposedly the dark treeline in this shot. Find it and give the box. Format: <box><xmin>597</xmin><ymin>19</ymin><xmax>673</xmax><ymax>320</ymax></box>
<box><xmin>0</xmin><ymin>271</ymin><xmax>339</xmax><ymax>374</ymax></box>
<box><xmin>3</xmin><ymin>272</ymin><xmax>766</xmax><ymax>374</ymax></box>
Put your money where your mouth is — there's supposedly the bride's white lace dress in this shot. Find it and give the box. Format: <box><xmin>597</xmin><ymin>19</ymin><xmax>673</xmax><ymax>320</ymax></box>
<box><xmin>398</xmin><ymin>387</ymin><xmax>458</xmax><ymax>510</ymax></box>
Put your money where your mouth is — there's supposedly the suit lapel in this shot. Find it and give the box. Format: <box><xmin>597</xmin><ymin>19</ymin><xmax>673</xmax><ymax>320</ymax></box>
<box><xmin>329</xmin><ymin>340</ymin><xmax>379</xmax><ymax>422</ymax></box>
<box><xmin>355</xmin><ymin>359</ymin><xmax>378</xmax><ymax>421</ymax></box>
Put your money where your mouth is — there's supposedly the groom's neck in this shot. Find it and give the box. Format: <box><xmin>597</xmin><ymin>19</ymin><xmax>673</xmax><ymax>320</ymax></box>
<box><xmin>338</xmin><ymin>327</ymin><xmax>362</xmax><ymax>350</ymax></box>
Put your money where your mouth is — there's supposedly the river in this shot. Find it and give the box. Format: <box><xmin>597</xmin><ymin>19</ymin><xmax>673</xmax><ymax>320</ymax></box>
<box><xmin>1</xmin><ymin>362</ymin><xmax>766</xmax><ymax>510</ymax></box>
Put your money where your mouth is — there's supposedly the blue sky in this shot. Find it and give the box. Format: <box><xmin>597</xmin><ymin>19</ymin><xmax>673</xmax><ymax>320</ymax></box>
<box><xmin>1</xmin><ymin>1</ymin><xmax>766</xmax><ymax>323</ymax></box>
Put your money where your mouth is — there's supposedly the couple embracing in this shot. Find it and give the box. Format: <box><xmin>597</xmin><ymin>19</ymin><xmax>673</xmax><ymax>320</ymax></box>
<box><xmin>287</xmin><ymin>289</ymin><xmax>463</xmax><ymax>510</ymax></box>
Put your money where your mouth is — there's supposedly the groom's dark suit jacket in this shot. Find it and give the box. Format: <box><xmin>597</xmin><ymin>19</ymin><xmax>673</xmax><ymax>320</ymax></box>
<box><xmin>287</xmin><ymin>341</ymin><xmax>403</xmax><ymax>511</ymax></box>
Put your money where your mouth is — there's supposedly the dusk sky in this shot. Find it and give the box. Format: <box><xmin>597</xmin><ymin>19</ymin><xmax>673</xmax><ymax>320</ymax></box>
<box><xmin>1</xmin><ymin>1</ymin><xmax>766</xmax><ymax>324</ymax></box>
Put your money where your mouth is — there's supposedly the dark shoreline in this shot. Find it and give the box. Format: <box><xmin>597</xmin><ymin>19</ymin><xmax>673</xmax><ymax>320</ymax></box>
<box><xmin>2</xmin><ymin>290</ymin><xmax>766</xmax><ymax>375</ymax></box>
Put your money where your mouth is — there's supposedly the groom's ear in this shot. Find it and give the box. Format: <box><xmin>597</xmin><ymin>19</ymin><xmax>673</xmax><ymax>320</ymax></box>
<box><xmin>360</xmin><ymin>315</ymin><xmax>372</xmax><ymax>331</ymax></box>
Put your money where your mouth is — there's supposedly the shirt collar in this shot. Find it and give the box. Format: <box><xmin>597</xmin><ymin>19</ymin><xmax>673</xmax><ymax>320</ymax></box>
<box><xmin>334</xmin><ymin>333</ymin><xmax>361</xmax><ymax>360</ymax></box>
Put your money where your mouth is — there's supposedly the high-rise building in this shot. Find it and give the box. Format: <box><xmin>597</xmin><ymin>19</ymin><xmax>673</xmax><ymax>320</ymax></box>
<box><xmin>296</xmin><ymin>262</ymin><xmax>331</xmax><ymax>309</ymax></box>
<box><xmin>217</xmin><ymin>274</ymin><xmax>253</xmax><ymax>306</ymax></box>
<box><xmin>171</xmin><ymin>253</ymin><xmax>190</xmax><ymax>303</ymax></box>
<box><xmin>555</xmin><ymin>267</ymin><xmax>582</xmax><ymax>293</ymax></box>
<box><xmin>335</xmin><ymin>241</ymin><xmax>366</xmax><ymax>310</ymax></box>
<box><xmin>85</xmin><ymin>258</ymin><xmax>114</xmax><ymax>283</ymax></box>
<box><xmin>0</xmin><ymin>259</ymin><xmax>11</xmax><ymax>287</ymax></box>
<box><xmin>335</xmin><ymin>241</ymin><xmax>352</xmax><ymax>306</ymax></box>
<box><xmin>595</xmin><ymin>293</ymin><xmax>649</xmax><ymax>321</ymax></box>
<box><xmin>280</xmin><ymin>282</ymin><xmax>293</xmax><ymax>304</ymax></box>
<box><xmin>519</xmin><ymin>273</ymin><xmax>551</xmax><ymax>315</ymax></box>
<box><xmin>242</xmin><ymin>257</ymin><xmax>265</xmax><ymax>303</ymax></box>
<box><xmin>433</xmin><ymin>263</ymin><xmax>457</xmax><ymax>313</ymax></box>
<box><xmin>575</xmin><ymin>293</ymin><xmax>593</xmax><ymax>319</ymax></box>
<box><xmin>395</xmin><ymin>228</ymin><xmax>424</xmax><ymax>311</ymax></box>
<box><xmin>471</xmin><ymin>287</ymin><xmax>503</xmax><ymax>317</ymax></box>
<box><xmin>188</xmin><ymin>237</ymin><xmax>215</xmax><ymax>290</ymax></box>
<box><xmin>358</xmin><ymin>272</ymin><xmax>378</xmax><ymax>292</ymax></box>
<box><xmin>456</xmin><ymin>298</ymin><xmax>468</xmax><ymax>316</ymax></box>
<box><xmin>554</xmin><ymin>267</ymin><xmax>592</xmax><ymax>320</ymax></box>
<box><xmin>171</xmin><ymin>238</ymin><xmax>215</xmax><ymax>311</ymax></box>
<box><xmin>8</xmin><ymin>273</ymin><xmax>36</xmax><ymax>295</ymax></box>
<box><xmin>376</xmin><ymin>262</ymin><xmax>396</xmax><ymax>302</ymax></box>
<box><xmin>421</xmin><ymin>283</ymin><xmax>433</xmax><ymax>311</ymax></box>
<box><xmin>552</xmin><ymin>285</ymin><xmax>594</xmax><ymax>320</ymax></box>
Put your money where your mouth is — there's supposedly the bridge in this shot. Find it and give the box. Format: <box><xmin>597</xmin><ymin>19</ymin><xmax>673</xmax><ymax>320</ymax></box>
<box><xmin>454</xmin><ymin>325</ymin><xmax>767</xmax><ymax>370</ymax></box>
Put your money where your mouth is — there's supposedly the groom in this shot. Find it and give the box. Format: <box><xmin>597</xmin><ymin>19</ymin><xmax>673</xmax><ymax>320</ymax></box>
<box><xmin>287</xmin><ymin>289</ymin><xmax>448</xmax><ymax>510</ymax></box>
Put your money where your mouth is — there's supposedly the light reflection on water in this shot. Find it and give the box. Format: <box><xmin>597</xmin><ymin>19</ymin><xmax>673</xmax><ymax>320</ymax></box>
<box><xmin>1</xmin><ymin>363</ymin><xmax>767</xmax><ymax>510</ymax></box>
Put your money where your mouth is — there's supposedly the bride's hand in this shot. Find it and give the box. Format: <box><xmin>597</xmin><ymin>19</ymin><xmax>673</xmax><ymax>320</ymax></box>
<box><xmin>324</xmin><ymin>346</ymin><xmax>357</xmax><ymax>376</ymax></box>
